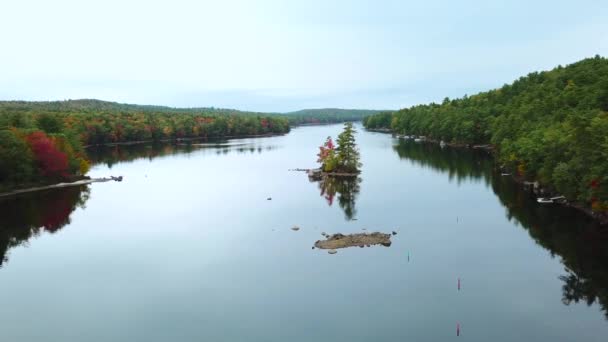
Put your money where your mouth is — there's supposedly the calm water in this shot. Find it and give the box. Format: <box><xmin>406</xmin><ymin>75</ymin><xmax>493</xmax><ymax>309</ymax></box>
<box><xmin>1</xmin><ymin>124</ymin><xmax>607</xmax><ymax>341</ymax></box>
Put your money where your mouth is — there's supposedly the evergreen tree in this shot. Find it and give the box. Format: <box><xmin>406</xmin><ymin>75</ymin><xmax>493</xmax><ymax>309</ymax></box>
<box><xmin>335</xmin><ymin>122</ymin><xmax>361</xmax><ymax>173</ymax></box>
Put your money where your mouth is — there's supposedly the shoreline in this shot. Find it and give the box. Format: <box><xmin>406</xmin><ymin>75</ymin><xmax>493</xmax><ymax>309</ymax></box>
<box><xmin>0</xmin><ymin>177</ymin><xmax>121</xmax><ymax>198</ymax></box>
<box><xmin>366</xmin><ymin>128</ymin><xmax>608</xmax><ymax>226</ymax></box>
<box><xmin>289</xmin><ymin>168</ymin><xmax>360</xmax><ymax>179</ymax></box>
<box><xmin>83</xmin><ymin>132</ymin><xmax>288</xmax><ymax>148</ymax></box>
<box><xmin>3</xmin><ymin>132</ymin><xmax>289</xmax><ymax>196</ymax></box>
<box><xmin>290</xmin><ymin>121</ymin><xmax>362</xmax><ymax>128</ymax></box>
<box><xmin>3</xmin><ymin>132</ymin><xmax>288</xmax><ymax>197</ymax></box>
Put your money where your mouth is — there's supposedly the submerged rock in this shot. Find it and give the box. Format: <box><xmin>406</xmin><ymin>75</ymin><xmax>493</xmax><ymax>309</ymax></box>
<box><xmin>328</xmin><ymin>249</ymin><xmax>337</xmax><ymax>254</ymax></box>
<box><xmin>314</xmin><ymin>232</ymin><xmax>392</xmax><ymax>250</ymax></box>
<box><xmin>392</xmin><ymin>231</ymin><xmax>397</xmax><ymax>235</ymax></box>
<box><xmin>291</xmin><ymin>226</ymin><xmax>300</xmax><ymax>231</ymax></box>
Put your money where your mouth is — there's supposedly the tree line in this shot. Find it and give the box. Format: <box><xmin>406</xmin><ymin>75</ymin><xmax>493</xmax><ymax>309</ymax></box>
<box><xmin>0</xmin><ymin>100</ymin><xmax>290</xmax><ymax>190</ymax></box>
<box><xmin>363</xmin><ymin>56</ymin><xmax>608</xmax><ymax>211</ymax></box>
<box><xmin>286</xmin><ymin>108</ymin><xmax>384</xmax><ymax>125</ymax></box>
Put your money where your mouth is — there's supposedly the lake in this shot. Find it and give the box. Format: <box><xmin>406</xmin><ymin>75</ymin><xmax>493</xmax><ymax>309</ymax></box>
<box><xmin>1</xmin><ymin>124</ymin><xmax>607</xmax><ymax>341</ymax></box>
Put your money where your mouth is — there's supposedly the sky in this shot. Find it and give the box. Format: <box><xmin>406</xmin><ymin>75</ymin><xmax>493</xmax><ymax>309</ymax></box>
<box><xmin>1</xmin><ymin>0</ymin><xmax>607</xmax><ymax>112</ymax></box>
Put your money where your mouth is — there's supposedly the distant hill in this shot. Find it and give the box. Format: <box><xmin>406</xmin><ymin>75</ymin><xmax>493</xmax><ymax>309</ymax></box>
<box><xmin>283</xmin><ymin>108</ymin><xmax>386</xmax><ymax>125</ymax></box>
<box><xmin>0</xmin><ymin>99</ymin><xmax>267</xmax><ymax>116</ymax></box>
<box><xmin>0</xmin><ymin>99</ymin><xmax>387</xmax><ymax>125</ymax></box>
<box><xmin>0</xmin><ymin>99</ymin><xmax>381</xmax><ymax>124</ymax></box>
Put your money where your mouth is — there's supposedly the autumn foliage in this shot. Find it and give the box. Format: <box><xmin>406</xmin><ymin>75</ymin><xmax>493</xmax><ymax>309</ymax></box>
<box><xmin>317</xmin><ymin>136</ymin><xmax>336</xmax><ymax>172</ymax></box>
<box><xmin>0</xmin><ymin>100</ymin><xmax>290</xmax><ymax>190</ymax></box>
<box><xmin>25</xmin><ymin>131</ymin><xmax>69</xmax><ymax>178</ymax></box>
<box><xmin>0</xmin><ymin>129</ymin><xmax>89</xmax><ymax>189</ymax></box>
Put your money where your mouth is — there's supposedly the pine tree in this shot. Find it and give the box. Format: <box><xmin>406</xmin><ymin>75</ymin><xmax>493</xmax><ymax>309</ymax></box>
<box><xmin>335</xmin><ymin>122</ymin><xmax>361</xmax><ymax>173</ymax></box>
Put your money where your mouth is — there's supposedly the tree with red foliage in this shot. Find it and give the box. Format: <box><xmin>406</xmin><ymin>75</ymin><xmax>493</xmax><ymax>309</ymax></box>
<box><xmin>25</xmin><ymin>131</ymin><xmax>69</xmax><ymax>179</ymax></box>
<box><xmin>317</xmin><ymin>136</ymin><xmax>338</xmax><ymax>171</ymax></box>
<box><xmin>590</xmin><ymin>179</ymin><xmax>600</xmax><ymax>189</ymax></box>
<box><xmin>260</xmin><ymin>118</ymin><xmax>269</xmax><ymax>129</ymax></box>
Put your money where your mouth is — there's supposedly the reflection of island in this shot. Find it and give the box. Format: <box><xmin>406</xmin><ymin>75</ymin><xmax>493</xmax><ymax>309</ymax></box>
<box><xmin>0</xmin><ymin>186</ymin><xmax>90</xmax><ymax>268</ymax></box>
<box><xmin>393</xmin><ymin>139</ymin><xmax>608</xmax><ymax>320</ymax></box>
<box><xmin>310</xmin><ymin>174</ymin><xmax>361</xmax><ymax>220</ymax></box>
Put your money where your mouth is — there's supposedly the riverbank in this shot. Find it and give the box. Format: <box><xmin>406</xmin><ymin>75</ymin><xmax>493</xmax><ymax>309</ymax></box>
<box><xmin>366</xmin><ymin>128</ymin><xmax>392</xmax><ymax>133</ymax></box>
<box><xmin>83</xmin><ymin>132</ymin><xmax>288</xmax><ymax>148</ymax></box>
<box><xmin>367</xmin><ymin>128</ymin><xmax>608</xmax><ymax>226</ymax></box>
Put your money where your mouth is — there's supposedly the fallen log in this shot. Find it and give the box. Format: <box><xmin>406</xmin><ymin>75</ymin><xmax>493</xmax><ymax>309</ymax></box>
<box><xmin>0</xmin><ymin>177</ymin><xmax>123</xmax><ymax>198</ymax></box>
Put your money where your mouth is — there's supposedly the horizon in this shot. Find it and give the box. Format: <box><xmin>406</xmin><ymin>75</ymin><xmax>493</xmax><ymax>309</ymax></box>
<box><xmin>0</xmin><ymin>97</ymin><xmax>392</xmax><ymax>114</ymax></box>
<box><xmin>3</xmin><ymin>53</ymin><xmax>604</xmax><ymax>114</ymax></box>
<box><xmin>1</xmin><ymin>0</ymin><xmax>607</xmax><ymax>112</ymax></box>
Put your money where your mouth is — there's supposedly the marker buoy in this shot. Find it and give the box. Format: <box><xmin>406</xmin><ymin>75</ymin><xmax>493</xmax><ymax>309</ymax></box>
<box><xmin>458</xmin><ymin>277</ymin><xmax>461</xmax><ymax>291</ymax></box>
<box><xmin>457</xmin><ymin>322</ymin><xmax>460</xmax><ymax>336</ymax></box>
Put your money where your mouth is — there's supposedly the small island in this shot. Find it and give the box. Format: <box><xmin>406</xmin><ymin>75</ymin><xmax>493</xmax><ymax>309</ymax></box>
<box><xmin>308</xmin><ymin>122</ymin><xmax>362</xmax><ymax>180</ymax></box>
<box><xmin>315</xmin><ymin>232</ymin><xmax>392</xmax><ymax>251</ymax></box>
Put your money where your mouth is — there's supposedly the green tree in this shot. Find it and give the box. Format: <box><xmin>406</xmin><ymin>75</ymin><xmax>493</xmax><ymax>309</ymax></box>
<box><xmin>0</xmin><ymin>130</ymin><xmax>34</xmax><ymax>186</ymax></box>
<box><xmin>36</xmin><ymin>113</ymin><xmax>63</xmax><ymax>133</ymax></box>
<box><xmin>335</xmin><ymin>122</ymin><xmax>361</xmax><ymax>173</ymax></box>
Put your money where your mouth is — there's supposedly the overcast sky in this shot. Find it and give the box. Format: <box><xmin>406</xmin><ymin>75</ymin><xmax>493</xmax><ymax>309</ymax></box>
<box><xmin>1</xmin><ymin>0</ymin><xmax>607</xmax><ymax>112</ymax></box>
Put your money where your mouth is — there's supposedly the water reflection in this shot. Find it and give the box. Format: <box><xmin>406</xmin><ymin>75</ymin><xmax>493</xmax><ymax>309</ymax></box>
<box><xmin>393</xmin><ymin>139</ymin><xmax>608</xmax><ymax>320</ymax></box>
<box><xmin>311</xmin><ymin>175</ymin><xmax>361</xmax><ymax>220</ymax></box>
<box><xmin>492</xmin><ymin>174</ymin><xmax>608</xmax><ymax>320</ymax></box>
<box><xmin>87</xmin><ymin>141</ymin><xmax>277</xmax><ymax>168</ymax></box>
<box><xmin>393</xmin><ymin>140</ymin><xmax>493</xmax><ymax>185</ymax></box>
<box><xmin>0</xmin><ymin>186</ymin><xmax>90</xmax><ymax>268</ymax></box>
<box><xmin>3</xmin><ymin>136</ymin><xmax>607</xmax><ymax>324</ymax></box>
<box><xmin>1</xmin><ymin>140</ymin><xmax>278</xmax><ymax>267</ymax></box>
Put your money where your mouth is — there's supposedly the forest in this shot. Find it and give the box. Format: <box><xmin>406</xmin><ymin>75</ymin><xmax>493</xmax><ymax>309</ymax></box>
<box><xmin>285</xmin><ymin>108</ymin><xmax>383</xmax><ymax>125</ymax></box>
<box><xmin>0</xmin><ymin>100</ymin><xmax>290</xmax><ymax>191</ymax></box>
<box><xmin>363</xmin><ymin>56</ymin><xmax>608</xmax><ymax>211</ymax></box>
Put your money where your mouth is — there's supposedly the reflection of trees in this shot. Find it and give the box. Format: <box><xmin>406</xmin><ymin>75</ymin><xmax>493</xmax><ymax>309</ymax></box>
<box><xmin>87</xmin><ymin>143</ymin><xmax>196</xmax><ymax>168</ymax></box>
<box><xmin>0</xmin><ymin>186</ymin><xmax>90</xmax><ymax>268</ymax></box>
<box><xmin>313</xmin><ymin>175</ymin><xmax>361</xmax><ymax>220</ymax></box>
<box><xmin>560</xmin><ymin>269</ymin><xmax>601</xmax><ymax>307</ymax></box>
<box><xmin>393</xmin><ymin>140</ymin><xmax>493</xmax><ymax>185</ymax></box>
<box><xmin>492</xmin><ymin>174</ymin><xmax>608</xmax><ymax>320</ymax></box>
<box><xmin>87</xmin><ymin>142</ymin><xmax>277</xmax><ymax>168</ymax></box>
<box><xmin>392</xmin><ymin>140</ymin><xmax>608</xmax><ymax>320</ymax></box>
